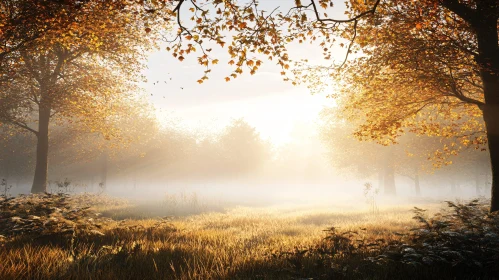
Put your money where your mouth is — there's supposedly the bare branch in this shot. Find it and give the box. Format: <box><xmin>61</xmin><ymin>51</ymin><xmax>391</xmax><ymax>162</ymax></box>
<box><xmin>5</xmin><ymin>119</ymin><xmax>38</xmax><ymax>136</ymax></box>
<box><xmin>339</xmin><ymin>20</ymin><xmax>357</xmax><ymax>69</ymax></box>
<box><xmin>310</xmin><ymin>0</ymin><xmax>381</xmax><ymax>23</ymax></box>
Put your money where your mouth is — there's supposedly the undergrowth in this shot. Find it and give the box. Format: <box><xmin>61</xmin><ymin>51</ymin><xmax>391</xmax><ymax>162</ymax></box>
<box><xmin>276</xmin><ymin>199</ymin><xmax>499</xmax><ymax>279</ymax></box>
<box><xmin>0</xmin><ymin>195</ymin><xmax>497</xmax><ymax>279</ymax></box>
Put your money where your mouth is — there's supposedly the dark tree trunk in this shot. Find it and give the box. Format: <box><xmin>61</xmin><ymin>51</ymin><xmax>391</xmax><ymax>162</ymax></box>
<box><xmin>31</xmin><ymin>105</ymin><xmax>50</xmax><ymax>193</ymax></box>
<box><xmin>484</xmin><ymin>104</ymin><xmax>499</xmax><ymax>211</ymax></box>
<box><xmin>474</xmin><ymin>11</ymin><xmax>499</xmax><ymax>211</ymax></box>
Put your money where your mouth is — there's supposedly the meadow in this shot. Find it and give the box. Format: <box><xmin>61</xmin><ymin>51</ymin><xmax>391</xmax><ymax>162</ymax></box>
<box><xmin>0</xmin><ymin>193</ymin><xmax>497</xmax><ymax>280</ymax></box>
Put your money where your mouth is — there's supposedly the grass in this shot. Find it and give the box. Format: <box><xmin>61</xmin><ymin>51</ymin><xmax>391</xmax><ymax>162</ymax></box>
<box><xmin>0</xmin><ymin>194</ymin><xmax>496</xmax><ymax>279</ymax></box>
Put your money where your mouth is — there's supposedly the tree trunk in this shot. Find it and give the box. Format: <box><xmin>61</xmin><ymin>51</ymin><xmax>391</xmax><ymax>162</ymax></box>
<box><xmin>450</xmin><ymin>178</ymin><xmax>459</xmax><ymax>195</ymax></box>
<box><xmin>100</xmin><ymin>151</ymin><xmax>108</xmax><ymax>190</ymax></box>
<box><xmin>475</xmin><ymin>171</ymin><xmax>481</xmax><ymax>196</ymax></box>
<box><xmin>485</xmin><ymin>173</ymin><xmax>491</xmax><ymax>194</ymax></box>
<box><xmin>415</xmin><ymin>170</ymin><xmax>421</xmax><ymax>196</ymax></box>
<box><xmin>377</xmin><ymin>169</ymin><xmax>384</xmax><ymax>190</ymax></box>
<box><xmin>31</xmin><ymin>105</ymin><xmax>50</xmax><ymax>193</ymax></box>
<box><xmin>475</xmin><ymin>13</ymin><xmax>499</xmax><ymax>211</ymax></box>
<box><xmin>133</xmin><ymin>168</ymin><xmax>137</xmax><ymax>191</ymax></box>
<box><xmin>384</xmin><ymin>162</ymin><xmax>396</xmax><ymax>195</ymax></box>
<box><xmin>484</xmin><ymin>107</ymin><xmax>499</xmax><ymax>211</ymax></box>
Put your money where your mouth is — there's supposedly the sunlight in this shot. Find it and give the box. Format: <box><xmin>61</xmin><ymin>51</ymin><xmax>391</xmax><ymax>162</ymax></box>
<box><xmin>153</xmin><ymin>89</ymin><xmax>328</xmax><ymax>146</ymax></box>
<box><xmin>1</xmin><ymin>1</ymin><xmax>497</xmax><ymax>279</ymax></box>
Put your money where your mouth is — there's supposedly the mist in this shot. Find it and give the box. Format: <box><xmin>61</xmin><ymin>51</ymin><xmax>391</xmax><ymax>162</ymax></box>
<box><xmin>1</xmin><ymin>111</ymin><xmax>491</xmax><ymax>210</ymax></box>
<box><xmin>2</xmin><ymin>1</ymin><xmax>498</xmax><ymax>278</ymax></box>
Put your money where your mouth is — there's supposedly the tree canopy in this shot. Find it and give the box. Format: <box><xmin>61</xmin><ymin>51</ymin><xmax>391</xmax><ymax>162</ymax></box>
<box><xmin>1</xmin><ymin>0</ymin><xmax>498</xmax><ymax>210</ymax></box>
<box><xmin>0</xmin><ymin>0</ymin><xmax>167</xmax><ymax>192</ymax></box>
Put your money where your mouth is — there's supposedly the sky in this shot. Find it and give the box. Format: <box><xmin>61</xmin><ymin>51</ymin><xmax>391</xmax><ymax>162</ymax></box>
<box><xmin>141</xmin><ymin>1</ymin><xmax>349</xmax><ymax>145</ymax></box>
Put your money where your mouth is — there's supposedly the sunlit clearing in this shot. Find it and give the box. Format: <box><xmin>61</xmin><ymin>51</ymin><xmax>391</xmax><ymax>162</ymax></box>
<box><xmin>1</xmin><ymin>0</ymin><xmax>497</xmax><ymax>279</ymax></box>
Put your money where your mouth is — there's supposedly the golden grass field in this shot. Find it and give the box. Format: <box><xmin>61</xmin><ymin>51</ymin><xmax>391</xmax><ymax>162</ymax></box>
<box><xmin>0</xmin><ymin>194</ymin><xmax>496</xmax><ymax>280</ymax></box>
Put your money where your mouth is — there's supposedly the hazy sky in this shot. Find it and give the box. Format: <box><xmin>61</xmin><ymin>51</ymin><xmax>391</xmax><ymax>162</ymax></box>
<box><xmin>141</xmin><ymin>1</ymin><xmax>349</xmax><ymax>145</ymax></box>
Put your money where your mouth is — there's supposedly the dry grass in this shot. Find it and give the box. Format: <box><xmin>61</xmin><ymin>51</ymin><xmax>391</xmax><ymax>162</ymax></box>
<box><xmin>1</xmin><ymin>194</ymin><xmax>492</xmax><ymax>280</ymax></box>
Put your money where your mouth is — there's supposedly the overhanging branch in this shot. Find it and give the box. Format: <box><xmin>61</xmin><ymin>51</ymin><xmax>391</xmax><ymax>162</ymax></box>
<box><xmin>5</xmin><ymin>119</ymin><xmax>38</xmax><ymax>136</ymax></box>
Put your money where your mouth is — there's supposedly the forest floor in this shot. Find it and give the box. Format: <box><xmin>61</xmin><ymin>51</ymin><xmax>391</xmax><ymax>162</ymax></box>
<box><xmin>0</xmin><ymin>193</ymin><xmax>497</xmax><ymax>280</ymax></box>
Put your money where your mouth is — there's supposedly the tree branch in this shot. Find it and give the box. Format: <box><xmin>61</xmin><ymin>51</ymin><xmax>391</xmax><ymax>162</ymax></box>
<box><xmin>439</xmin><ymin>0</ymin><xmax>478</xmax><ymax>26</ymax></box>
<box><xmin>6</xmin><ymin>119</ymin><xmax>38</xmax><ymax>136</ymax></box>
<box><xmin>310</xmin><ymin>0</ymin><xmax>381</xmax><ymax>23</ymax></box>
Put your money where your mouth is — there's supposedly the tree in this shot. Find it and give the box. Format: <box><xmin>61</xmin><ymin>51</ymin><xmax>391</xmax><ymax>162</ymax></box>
<box><xmin>45</xmin><ymin>97</ymin><xmax>158</xmax><ymax>188</ymax></box>
<box><xmin>1</xmin><ymin>1</ymin><xmax>81</xmax><ymax>64</ymax></box>
<box><xmin>327</xmin><ymin>0</ymin><xmax>498</xmax><ymax>208</ymax></box>
<box><xmin>0</xmin><ymin>127</ymin><xmax>34</xmax><ymax>188</ymax></box>
<box><xmin>157</xmin><ymin>0</ymin><xmax>498</xmax><ymax>211</ymax></box>
<box><xmin>0</xmin><ymin>0</ymin><xmax>164</xmax><ymax>193</ymax></box>
<box><xmin>218</xmin><ymin>118</ymin><xmax>270</xmax><ymax>176</ymax></box>
<box><xmin>320</xmin><ymin>107</ymin><xmax>443</xmax><ymax>196</ymax></box>
<box><xmin>3</xmin><ymin>0</ymin><xmax>498</xmax><ymax>209</ymax></box>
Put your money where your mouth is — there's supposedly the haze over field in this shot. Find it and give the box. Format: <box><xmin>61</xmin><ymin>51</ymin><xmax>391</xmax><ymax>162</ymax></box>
<box><xmin>2</xmin><ymin>31</ymin><xmax>492</xmax><ymax>205</ymax></box>
<box><xmin>1</xmin><ymin>1</ymin><xmax>498</xmax><ymax>279</ymax></box>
